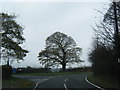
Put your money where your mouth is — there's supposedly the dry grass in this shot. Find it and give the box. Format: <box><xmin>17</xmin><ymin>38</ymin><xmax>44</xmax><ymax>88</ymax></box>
<box><xmin>2</xmin><ymin>77</ymin><xmax>35</xmax><ymax>88</ymax></box>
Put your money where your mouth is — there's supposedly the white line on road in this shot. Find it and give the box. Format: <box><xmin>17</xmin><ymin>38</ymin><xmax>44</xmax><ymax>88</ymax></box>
<box><xmin>64</xmin><ymin>78</ymin><xmax>69</xmax><ymax>82</ymax></box>
<box><xmin>64</xmin><ymin>84</ymin><xmax>68</xmax><ymax>90</ymax></box>
<box><xmin>33</xmin><ymin>81</ymin><xmax>41</xmax><ymax>90</ymax></box>
<box><xmin>32</xmin><ymin>76</ymin><xmax>56</xmax><ymax>90</ymax></box>
<box><xmin>85</xmin><ymin>76</ymin><xmax>105</xmax><ymax>90</ymax></box>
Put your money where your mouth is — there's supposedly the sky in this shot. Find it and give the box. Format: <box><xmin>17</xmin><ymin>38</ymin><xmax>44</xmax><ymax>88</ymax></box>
<box><xmin>1</xmin><ymin>1</ymin><xmax>110</xmax><ymax>68</ymax></box>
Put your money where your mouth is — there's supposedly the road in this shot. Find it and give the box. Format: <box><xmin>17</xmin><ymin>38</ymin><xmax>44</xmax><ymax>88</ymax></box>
<box><xmin>35</xmin><ymin>73</ymin><xmax>99</xmax><ymax>89</ymax></box>
<box><xmin>13</xmin><ymin>72</ymin><xmax>100</xmax><ymax>90</ymax></box>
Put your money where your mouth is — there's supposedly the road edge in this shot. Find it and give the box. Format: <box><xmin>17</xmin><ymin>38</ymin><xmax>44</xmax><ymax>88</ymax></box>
<box><xmin>85</xmin><ymin>76</ymin><xmax>105</xmax><ymax>90</ymax></box>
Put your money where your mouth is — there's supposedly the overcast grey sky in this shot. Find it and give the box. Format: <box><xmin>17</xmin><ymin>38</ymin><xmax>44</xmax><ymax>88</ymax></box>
<box><xmin>1</xmin><ymin>1</ymin><xmax>110</xmax><ymax>68</ymax></box>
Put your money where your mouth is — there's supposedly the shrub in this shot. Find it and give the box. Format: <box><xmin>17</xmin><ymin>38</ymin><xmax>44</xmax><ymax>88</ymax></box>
<box><xmin>2</xmin><ymin>65</ymin><xmax>12</xmax><ymax>79</ymax></box>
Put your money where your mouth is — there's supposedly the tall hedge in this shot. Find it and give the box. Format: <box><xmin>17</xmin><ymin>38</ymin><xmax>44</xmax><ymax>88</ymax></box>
<box><xmin>2</xmin><ymin>65</ymin><xmax>12</xmax><ymax>79</ymax></box>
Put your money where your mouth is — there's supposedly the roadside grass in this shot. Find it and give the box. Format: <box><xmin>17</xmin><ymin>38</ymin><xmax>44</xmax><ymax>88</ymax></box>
<box><xmin>87</xmin><ymin>75</ymin><xmax>119</xmax><ymax>89</ymax></box>
<box><xmin>15</xmin><ymin>71</ymin><xmax>87</xmax><ymax>76</ymax></box>
<box><xmin>2</xmin><ymin>77</ymin><xmax>35</xmax><ymax>88</ymax></box>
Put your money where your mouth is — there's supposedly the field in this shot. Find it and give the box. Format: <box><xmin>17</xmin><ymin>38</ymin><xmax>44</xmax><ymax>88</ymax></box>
<box><xmin>2</xmin><ymin>77</ymin><xmax>35</xmax><ymax>88</ymax></box>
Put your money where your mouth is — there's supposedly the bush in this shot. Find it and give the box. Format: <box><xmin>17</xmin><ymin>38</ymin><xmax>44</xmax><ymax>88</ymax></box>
<box><xmin>2</xmin><ymin>65</ymin><xmax>12</xmax><ymax>79</ymax></box>
<box><xmin>89</xmin><ymin>46</ymin><xmax>117</xmax><ymax>76</ymax></box>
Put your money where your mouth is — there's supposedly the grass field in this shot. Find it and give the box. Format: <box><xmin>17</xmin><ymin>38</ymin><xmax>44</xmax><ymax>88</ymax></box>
<box><xmin>87</xmin><ymin>75</ymin><xmax>119</xmax><ymax>89</ymax></box>
<box><xmin>2</xmin><ymin>77</ymin><xmax>35</xmax><ymax>88</ymax></box>
<box><xmin>15</xmin><ymin>71</ymin><xmax>86</xmax><ymax>76</ymax></box>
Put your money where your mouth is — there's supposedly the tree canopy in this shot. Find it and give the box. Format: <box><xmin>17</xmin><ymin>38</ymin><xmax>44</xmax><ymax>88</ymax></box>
<box><xmin>38</xmin><ymin>32</ymin><xmax>82</xmax><ymax>71</ymax></box>
<box><xmin>1</xmin><ymin>13</ymin><xmax>28</xmax><ymax>66</ymax></box>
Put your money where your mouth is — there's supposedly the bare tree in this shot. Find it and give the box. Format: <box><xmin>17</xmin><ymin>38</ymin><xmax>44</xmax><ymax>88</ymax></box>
<box><xmin>92</xmin><ymin>22</ymin><xmax>115</xmax><ymax>48</ymax></box>
<box><xmin>38</xmin><ymin>32</ymin><xmax>82</xmax><ymax>71</ymax></box>
<box><xmin>93</xmin><ymin>1</ymin><xmax>120</xmax><ymax>61</ymax></box>
<box><xmin>89</xmin><ymin>1</ymin><xmax>120</xmax><ymax>76</ymax></box>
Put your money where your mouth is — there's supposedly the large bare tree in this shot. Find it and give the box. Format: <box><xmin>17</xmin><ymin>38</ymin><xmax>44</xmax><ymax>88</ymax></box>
<box><xmin>93</xmin><ymin>1</ymin><xmax>120</xmax><ymax>61</ymax></box>
<box><xmin>38</xmin><ymin>32</ymin><xmax>82</xmax><ymax>71</ymax></box>
<box><xmin>89</xmin><ymin>1</ymin><xmax>120</xmax><ymax>77</ymax></box>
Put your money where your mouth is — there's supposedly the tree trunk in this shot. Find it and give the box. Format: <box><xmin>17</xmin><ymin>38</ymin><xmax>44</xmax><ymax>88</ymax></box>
<box><xmin>62</xmin><ymin>47</ymin><xmax>66</xmax><ymax>71</ymax></box>
<box><xmin>62</xmin><ymin>63</ymin><xmax>66</xmax><ymax>71</ymax></box>
<box><xmin>7</xmin><ymin>60</ymin><xmax>9</xmax><ymax>66</ymax></box>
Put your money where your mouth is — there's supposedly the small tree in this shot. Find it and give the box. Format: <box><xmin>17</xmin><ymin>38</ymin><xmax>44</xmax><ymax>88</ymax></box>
<box><xmin>38</xmin><ymin>32</ymin><xmax>82</xmax><ymax>71</ymax></box>
<box><xmin>1</xmin><ymin>13</ymin><xmax>28</xmax><ymax>66</ymax></box>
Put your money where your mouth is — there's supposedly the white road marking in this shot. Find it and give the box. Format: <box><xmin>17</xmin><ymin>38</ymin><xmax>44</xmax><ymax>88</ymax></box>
<box><xmin>32</xmin><ymin>76</ymin><xmax>56</xmax><ymax>90</ymax></box>
<box><xmin>33</xmin><ymin>81</ymin><xmax>41</xmax><ymax>90</ymax></box>
<box><xmin>64</xmin><ymin>84</ymin><xmax>68</xmax><ymax>90</ymax></box>
<box><xmin>64</xmin><ymin>78</ymin><xmax>69</xmax><ymax>82</ymax></box>
<box><xmin>85</xmin><ymin>76</ymin><xmax>105</xmax><ymax>90</ymax></box>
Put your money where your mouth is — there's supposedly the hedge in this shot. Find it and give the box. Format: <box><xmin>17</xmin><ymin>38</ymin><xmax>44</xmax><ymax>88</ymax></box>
<box><xmin>2</xmin><ymin>65</ymin><xmax>12</xmax><ymax>79</ymax></box>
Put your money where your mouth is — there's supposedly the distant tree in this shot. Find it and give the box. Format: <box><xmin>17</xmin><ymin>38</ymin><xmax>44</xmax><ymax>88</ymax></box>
<box><xmin>1</xmin><ymin>13</ymin><xmax>28</xmax><ymax>66</ymax></box>
<box><xmin>26</xmin><ymin>66</ymin><xmax>32</xmax><ymax>69</ymax></box>
<box><xmin>38</xmin><ymin>32</ymin><xmax>82</xmax><ymax>71</ymax></box>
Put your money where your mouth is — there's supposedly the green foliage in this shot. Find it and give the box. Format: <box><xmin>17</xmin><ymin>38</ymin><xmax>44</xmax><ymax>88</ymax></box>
<box><xmin>2</xmin><ymin>65</ymin><xmax>12</xmax><ymax>79</ymax></box>
<box><xmin>26</xmin><ymin>66</ymin><xmax>32</xmax><ymax>69</ymax></box>
<box><xmin>1</xmin><ymin>13</ymin><xmax>28</xmax><ymax>65</ymax></box>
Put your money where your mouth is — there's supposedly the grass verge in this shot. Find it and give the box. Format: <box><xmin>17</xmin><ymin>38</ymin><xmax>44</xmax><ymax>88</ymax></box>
<box><xmin>15</xmin><ymin>72</ymin><xmax>86</xmax><ymax>76</ymax></box>
<box><xmin>2</xmin><ymin>77</ymin><xmax>35</xmax><ymax>88</ymax></box>
<box><xmin>87</xmin><ymin>75</ymin><xmax>119</xmax><ymax>89</ymax></box>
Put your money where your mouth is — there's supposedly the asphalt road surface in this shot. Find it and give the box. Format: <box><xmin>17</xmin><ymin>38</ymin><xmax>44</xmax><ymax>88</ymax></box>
<box><xmin>35</xmin><ymin>73</ymin><xmax>99</xmax><ymax>89</ymax></box>
<box><xmin>14</xmin><ymin>72</ymin><xmax>100</xmax><ymax>90</ymax></box>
